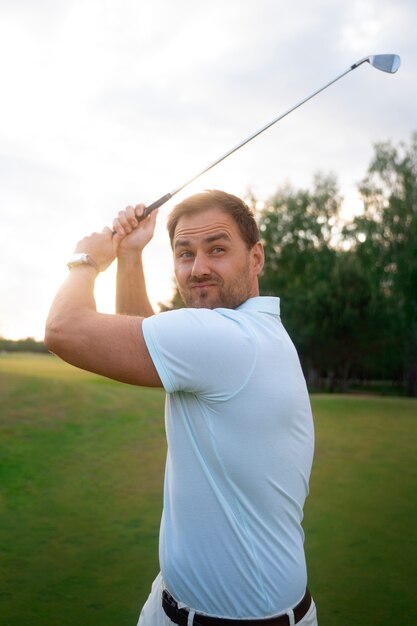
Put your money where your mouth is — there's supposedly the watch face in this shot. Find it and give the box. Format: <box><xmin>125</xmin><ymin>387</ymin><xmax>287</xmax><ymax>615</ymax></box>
<box><xmin>67</xmin><ymin>252</ymin><xmax>98</xmax><ymax>272</ymax></box>
<box><xmin>72</xmin><ymin>253</ymin><xmax>88</xmax><ymax>263</ymax></box>
<box><xmin>68</xmin><ymin>253</ymin><xmax>89</xmax><ymax>267</ymax></box>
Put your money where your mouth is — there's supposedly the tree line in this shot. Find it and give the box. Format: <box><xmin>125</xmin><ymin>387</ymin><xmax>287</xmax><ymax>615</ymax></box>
<box><xmin>0</xmin><ymin>337</ymin><xmax>48</xmax><ymax>353</ymax></box>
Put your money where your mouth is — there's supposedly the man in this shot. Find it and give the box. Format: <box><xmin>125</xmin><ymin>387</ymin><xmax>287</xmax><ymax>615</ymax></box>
<box><xmin>45</xmin><ymin>190</ymin><xmax>317</xmax><ymax>626</ymax></box>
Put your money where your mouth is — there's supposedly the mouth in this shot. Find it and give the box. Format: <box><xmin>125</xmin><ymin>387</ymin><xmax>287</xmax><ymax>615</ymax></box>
<box><xmin>191</xmin><ymin>283</ymin><xmax>217</xmax><ymax>289</ymax></box>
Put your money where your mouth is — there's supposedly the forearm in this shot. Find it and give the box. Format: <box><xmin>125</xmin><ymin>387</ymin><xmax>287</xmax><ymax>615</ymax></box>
<box><xmin>116</xmin><ymin>250</ymin><xmax>155</xmax><ymax>317</ymax></box>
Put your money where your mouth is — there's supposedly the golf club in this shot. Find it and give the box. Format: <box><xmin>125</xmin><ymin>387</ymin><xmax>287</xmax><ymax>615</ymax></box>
<box><xmin>136</xmin><ymin>54</ymin><xmax>400</xmax><ymax>220</ymax></box>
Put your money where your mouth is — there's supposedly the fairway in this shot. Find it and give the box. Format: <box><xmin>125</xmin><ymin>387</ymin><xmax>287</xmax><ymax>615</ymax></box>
<box><xmin>1</xmin><ymin>353</ymin><xmax>416</xmax><ymax>625</ymax></box>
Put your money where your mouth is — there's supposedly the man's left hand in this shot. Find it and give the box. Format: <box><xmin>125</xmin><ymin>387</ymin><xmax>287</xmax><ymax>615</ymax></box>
<box><xmin>74</xmin><ymin>227</ymin><xmax>123</xmax><ymax>273</ymax></box>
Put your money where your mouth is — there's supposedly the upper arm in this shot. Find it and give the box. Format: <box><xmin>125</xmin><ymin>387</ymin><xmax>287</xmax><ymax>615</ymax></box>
<box><xmin>46</xmin><ymin>311</ymin><xmax>162</xmax><ymax>387</ymax></box>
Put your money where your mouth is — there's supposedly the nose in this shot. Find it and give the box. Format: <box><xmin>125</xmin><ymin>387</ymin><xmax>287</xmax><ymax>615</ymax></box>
<box><xmin>191</xmin><ymin>252</ymin><xmax>211</xmax><ymax>278</ymax></box>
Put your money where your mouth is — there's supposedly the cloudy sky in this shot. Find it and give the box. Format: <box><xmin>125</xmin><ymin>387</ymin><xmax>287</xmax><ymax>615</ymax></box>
<box><xmin>1</xmin><ymin>0</ymin><xmax>415</xmax><ymax>340</ymax></box>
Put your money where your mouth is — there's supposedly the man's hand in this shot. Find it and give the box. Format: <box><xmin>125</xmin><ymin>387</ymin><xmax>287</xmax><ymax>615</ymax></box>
<box><xmin>74</xmin><ymin>227</ymin><xmax>122</xmax><ymax>273</ymax></box>
<box><xmin>114</xmin><ymin>204</ymin><xmax>157</xmax><ymax>317</ymax></box>
<box><xmin>113</xmin><ymin>204</ymin><xmax>158</xmax><ymax>255</ymax></box>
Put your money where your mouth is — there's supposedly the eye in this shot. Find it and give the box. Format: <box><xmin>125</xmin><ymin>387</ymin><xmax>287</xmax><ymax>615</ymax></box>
<box><xmin>211</xmin><ymin>247</ymin><xmax>225</xmax><ymax>255</ymax></box>
<box><xmin>177</xmin><ymin>250</ymin><xmax>194</xmax><ymax>259</ymax></box>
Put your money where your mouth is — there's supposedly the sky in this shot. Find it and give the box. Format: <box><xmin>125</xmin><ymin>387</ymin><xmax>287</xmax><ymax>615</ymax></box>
<box><xmin>0</xmin><ymin>0</ymin><xmax>416</xmax><ymax>340</ymax></box>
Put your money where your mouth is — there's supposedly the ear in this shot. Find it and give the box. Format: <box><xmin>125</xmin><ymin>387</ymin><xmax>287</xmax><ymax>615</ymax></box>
<box><xmin>251</xmin><ymin>241</ymin><xmax>264</xmax><ymax>276</ymax></box>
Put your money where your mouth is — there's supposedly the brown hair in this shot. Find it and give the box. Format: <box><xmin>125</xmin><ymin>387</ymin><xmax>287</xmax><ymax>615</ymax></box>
<box><xmin>167</xmin><ymin>190</ymin><xmax>260</xmax><ymax>249</ymax></box>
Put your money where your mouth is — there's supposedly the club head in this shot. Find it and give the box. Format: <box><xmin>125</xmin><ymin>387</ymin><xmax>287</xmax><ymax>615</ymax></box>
<box><xmin>368</xmin><ymin>54</ymin><xmax>401</xmax><ymax>73</ymax></box>
<box><xmin>351</xmin><ymin>54</ymin><xmax>401</xmax><ymax>73</ymax></box>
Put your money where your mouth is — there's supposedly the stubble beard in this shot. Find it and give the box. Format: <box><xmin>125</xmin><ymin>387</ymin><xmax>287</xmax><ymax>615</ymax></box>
<box><xmin>179</xmin><ymin>259</ymin><xmax>253</xmax><ymax>310</ymax></box>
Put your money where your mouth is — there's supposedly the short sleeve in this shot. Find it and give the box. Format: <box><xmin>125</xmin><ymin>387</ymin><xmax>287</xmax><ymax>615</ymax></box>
<box><xmin>142</xmin><ymin>308</ymin><xmax>256</xmax><ymax>400</ymax></box>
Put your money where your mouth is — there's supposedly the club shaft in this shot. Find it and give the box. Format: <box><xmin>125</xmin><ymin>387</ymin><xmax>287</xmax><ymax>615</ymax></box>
<box><xmin>170</xmin><ymin>66</ymin><xmax>356</xmax><ymax>196</ymax></box>
<box><xmin>142</xmin><ymin>58</ymin><xmax>371</xmax><ymax>219</ymax></box>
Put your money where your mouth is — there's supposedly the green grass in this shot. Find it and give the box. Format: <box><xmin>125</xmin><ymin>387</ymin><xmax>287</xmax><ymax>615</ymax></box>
<box><xmin>1</xmin><ymin>354</ymin><xmax>416</xmax><ymax>625</ymax></box>
<box><xmin>0</xmin><ymin>353</ymin><xmax>166</xmax><ymax>626</ymax></box>
<box><xmin>305</xmin><ymin>394</ymin><xmax>417</xmax><ymax>624</ymax></box>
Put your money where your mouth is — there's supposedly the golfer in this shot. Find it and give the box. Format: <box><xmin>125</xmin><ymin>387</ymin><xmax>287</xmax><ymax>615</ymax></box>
<box><xmin>45</xmin><ymin>190</ymin><xmax>317</xmax><ymax>626</ymax></box>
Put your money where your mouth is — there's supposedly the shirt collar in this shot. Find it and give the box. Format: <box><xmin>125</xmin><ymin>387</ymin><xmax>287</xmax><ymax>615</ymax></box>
<box><xmin>237</xmin><ymin>296</ymin><xmax>280</xmax><ymax>316</ymax></box>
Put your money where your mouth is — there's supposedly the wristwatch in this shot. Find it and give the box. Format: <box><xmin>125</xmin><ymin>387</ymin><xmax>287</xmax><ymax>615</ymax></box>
<box><xmin>67</xmin><ymin>253</ymin><xmax>99</xmax><ymax>273</ymax></box>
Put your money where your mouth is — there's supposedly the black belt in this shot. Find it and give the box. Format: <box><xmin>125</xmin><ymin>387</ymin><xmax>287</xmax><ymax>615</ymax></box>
<box><xmin>162</xmin><ymin>588</ymin><xmax>312</xmax><ymax>626</ymax></box>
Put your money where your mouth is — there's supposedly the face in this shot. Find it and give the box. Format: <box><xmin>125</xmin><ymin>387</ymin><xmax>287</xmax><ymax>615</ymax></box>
<box><xmin>173</xmin><ymin>207</ymin><xmax>264</xmax><ymax>309</ymax></box>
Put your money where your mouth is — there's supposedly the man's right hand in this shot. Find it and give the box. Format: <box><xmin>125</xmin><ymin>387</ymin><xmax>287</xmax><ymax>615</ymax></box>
<box><xmin>113</xmin><ymin>204</ymin><xmax>158</xmax><ymax>254</ymax></box>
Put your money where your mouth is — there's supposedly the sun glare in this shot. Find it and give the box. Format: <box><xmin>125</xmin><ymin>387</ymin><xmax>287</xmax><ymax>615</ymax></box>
<box><xmin>340</xmin><ymin>188</ymin><xmax>363</xmax><ymax>221</ymax></box>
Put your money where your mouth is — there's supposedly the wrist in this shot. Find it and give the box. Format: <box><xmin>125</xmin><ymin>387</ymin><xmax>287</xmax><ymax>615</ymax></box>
<box><xmin>117</xmin><ymin>247</ymin><xmax>143</xmax><ymax>258</ymax></box>
<box><xmin>67</xmin><ymin>252</ymin><xmax>100</xmax><ymax>274</ymax></box>
<box><xmin>117</xmin><ymin>249</ymin><xmax>144</xmax><ymax>266</ymax></box>
<box><xmin>67</xmin><ymin>263</ymin><xmax>98</xmax><ymax>278</ymax></box>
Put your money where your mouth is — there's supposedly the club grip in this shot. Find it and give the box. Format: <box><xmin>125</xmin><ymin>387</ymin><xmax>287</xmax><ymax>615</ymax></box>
<box><xmin>140</xmin><ymin>193</ymin><xmax>173</xmax><ymax>219</ymax></box>
<box><xmin>112</xmin><ymin>192</ymin><xmax>173</xmax><ymax>235</ymax></box>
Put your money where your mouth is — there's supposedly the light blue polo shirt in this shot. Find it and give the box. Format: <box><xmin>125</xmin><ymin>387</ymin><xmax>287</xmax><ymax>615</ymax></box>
<box><xmin>142</xmin><ymin>296</ymin><xmax>314</xmax><ymax>618</ymax></box>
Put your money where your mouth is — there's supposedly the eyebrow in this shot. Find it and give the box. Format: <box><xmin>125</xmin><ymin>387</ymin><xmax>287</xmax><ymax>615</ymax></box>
<box><xmin>174</xmin><ymin>232</ymin><xmax>232</xmax><ymax>249</ymax></box>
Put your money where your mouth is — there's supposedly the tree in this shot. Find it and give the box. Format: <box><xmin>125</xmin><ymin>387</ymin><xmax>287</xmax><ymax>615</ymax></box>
<box><xmin>345</xmin><ymin>132</ymin><xmax>417</xmax><ymax>395</ymax></box>
<box><xmin>258</xmin><ymin>173</ymin><xmax>393</xmax><ymax>391</ymax></box>
<box><xmin>258</xmin><ymin>174</ymin><xmax>342</xmax><ymax>384</ymax></box>
<box><xmin>258</xmin><ymin>173</ymin><xmax>341</xmax><ymax>312</ymax></box>
<box><xmin>305</xmin><ymin>250</ymin><xmax>395</xmax><ymax>391</ymax></box>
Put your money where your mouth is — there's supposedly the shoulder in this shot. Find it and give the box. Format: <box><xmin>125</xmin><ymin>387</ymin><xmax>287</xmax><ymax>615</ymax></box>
<box><xmin>145</xmin><ymin>306</ymin><xmax>249</xmax><ymax>331</ymax></box>
<box><xmin>142</xmin><ymin>307</ymin><xmax>256</xmax><ymax>396</ymax></box>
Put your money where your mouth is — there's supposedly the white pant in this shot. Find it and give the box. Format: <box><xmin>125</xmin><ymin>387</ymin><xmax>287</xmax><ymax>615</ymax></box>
<box><xmin>137</xmin><ymin>573</ymin><xmax>318</xmax><ymax>626</ymax></box>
